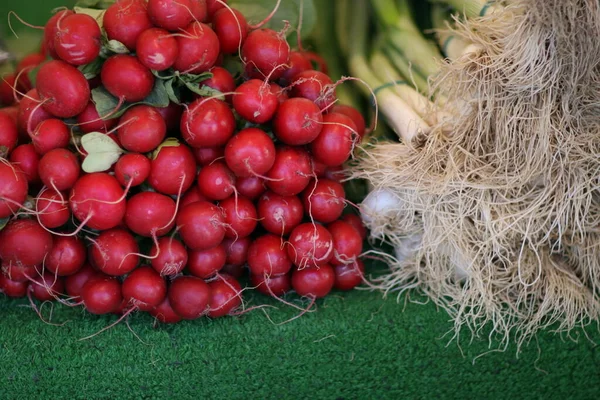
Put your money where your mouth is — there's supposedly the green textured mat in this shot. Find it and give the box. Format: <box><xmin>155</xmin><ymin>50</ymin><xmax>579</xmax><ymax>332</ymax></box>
<box><xmin>1</xmin><ymin>289</ymin><xmax>599</xmax><ymax>399</ymax></box>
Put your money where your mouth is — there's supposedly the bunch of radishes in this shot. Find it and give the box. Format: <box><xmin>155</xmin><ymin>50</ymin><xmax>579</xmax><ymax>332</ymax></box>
<box><xmin>0</xmin><ymin>0</ymin><xmax>367</xmax><ymax>324</ymax></box>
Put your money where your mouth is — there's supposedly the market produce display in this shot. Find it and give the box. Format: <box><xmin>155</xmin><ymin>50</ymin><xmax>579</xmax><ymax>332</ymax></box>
<box><xmin>322</xmin><ymin>0</ymin><xmax>600</xmax><ymax>349</ymax></box>
<box><xmin>0</xmin><ymin>0</ymin><xmax>369</xmax><ymax>329</ymax></box>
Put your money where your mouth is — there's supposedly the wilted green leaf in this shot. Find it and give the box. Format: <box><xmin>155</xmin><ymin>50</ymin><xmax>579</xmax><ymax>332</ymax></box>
<box><xmin>81</xmin><ymin>132</ymin><xmax>124</xmax><ymax>173</ymax></box>
<box><xmin>229</xmin><ymin>0</ymin><xmax>316</xmax><ymax>39</ymax></box>
<box><xmin>91</xmin><ymin>79</ymin><xmax>170</xmax><ymax>119</ymax></box>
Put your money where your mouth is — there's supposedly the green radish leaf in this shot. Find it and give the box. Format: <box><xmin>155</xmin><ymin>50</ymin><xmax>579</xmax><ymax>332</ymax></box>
<box><xmin>74</xmin><ymin>0</ymin><xmax>115</xmax><ymax>9</ymax></box>
<box><xmin>0</xmin><ymin>217</ymin><xmax>8</xmax><ymax>232</ymax></box>
<box><xmin>229</xmin><ymin>0</ymin><xmax>316</xmax><ymax>39</ymax></box>
<box><xmin>91</xmin><ymin>79</ymin><xmax>170</xmax><ymax>119</ymax></box>
<box><xmin>74</xmin><ymin>7</ymin><xmax>107</xmax><ymax>28</ymax></box>
<box><xmin>78</xmin><ymin>56</ymin><xmax>104</xmax><ymax>80</ymax></box>
<box><xmin>184</xmin><ymin>82</ymin><xmax>225</xmax><ymax>100</ymax></box>
<box><xmin>151</xmin><ymin>69</ymin><xmax>176</xmax><ymax>80</ymax></box>
<box><xmin>105</xmin><ymin>40</ymin><xmax>129</xmax><ymax>54</ymax></box>
<box><xmin>81</xmin><ymin>132</ymin><xmax>124</xmax><ymax>173</ymax></box>
<box><xmin>179</xmin><ymin>71</ymin><xmax>213</xmax><ymax>84</ymax></box>
<box><xmin>152</xmin><ymin>138</ymin><xmax>181</xmax><ymax>160</ymax></box>
<box><xmin>164</xmin><ymin>79</ymin><xmax>182</xmax><ymax>105</ymax></box>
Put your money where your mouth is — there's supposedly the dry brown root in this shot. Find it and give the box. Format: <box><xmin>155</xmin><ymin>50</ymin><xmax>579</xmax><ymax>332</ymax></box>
<box><xmin>352</xmin><ymin>0</ymin><xmax>600</xmax><ymax>349</ymax></box>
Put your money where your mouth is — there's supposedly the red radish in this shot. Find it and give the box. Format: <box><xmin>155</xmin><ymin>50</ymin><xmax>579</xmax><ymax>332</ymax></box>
<box><xmin>181</xmin><ymin>98</ymin><xmax>235</xmax><ymax>148</ymax></box>
<box><xmin>53</xmin><ymin>13</ymin><xmax>101</xmax><ymax>66</ymax></box>
<box><xmin>250</xmin><ymin>273</ymin><xmax>291</xmax><ymax>297</ymax></box>
<box><xmin>190</xmin><ymin>0</ymin><xmax>208</xmax><ymax>22</ymax></box>
<box><xmin>168</xmin><ymin>276</ymin><xmax>211</xmax><ymax>319</ymax></box>
<box><xmin>232</xmin><ymin>80</ymin><xmax>279</xmax><ymax>124</ymax></box>
<box><xmin>206</xmin><ymin>0</ymin><xmax>227</xmax><ymax>18</ymax></box>
<box><xmin>150</xmin><ymin>237</ymin><xmax>188</xmax><ymax>276</ymax></box>
<box><xmin>303</xmin><ymin>51</ymin><xmax>329</xmax><ymax>74</ymax></box>
<box><xmin>197</xmin><ymin>67</ymin><xmax>235</xmax><ymax>102</ymax></box>
<box><xmin>197</xmin><ymin>161</ymin><xmax>236</xmax><ymax>201</ymax></box>
<box><xmin>45</xmin><ymin>236</ymin><xmax>86</xmax><ymax>276</ymax></box>
<box><xmin>187</xmin><ymin>244</ymin><xmax>226</xmax><ymax>278</ymax></box>
<box><xmin>266</xmin><ymin>146</ymin><xmax>313</xmax><ymax>196</ymax></box>
<box><xmin>270</xmin><ymin>83</ymin><xmax>289</xmax><ymax>103</ymax></box>
<box><xmin>208</xmin><ymin>274</ymin><xmax>242</xmax><ymax>318</ymax></box>
<box><xmin>302</xmin><ymin>179</ymin><xmax>346</xmax><ymax>224</ymax></box>
<box><xmin>30</xmin><ymin>272</ymin><xmax>64</xmax><ymax>302</ymax></box>
<box><xmin>273</xmin><ymin>97</ymin><xmax>323</xmax><ymax>145</ymax></box>
<box><xmin>157</xmin><ymin>103</ymin><xmax>184</xmax><ymax>132</ymax></box>
<box><xmin>43</xmin><ymin>9</ymin><xmax>75</xmax><ymax>59</ymax></box>
<box><xmin>331</xmin><ymin>104</ymin><xmax>366</xmax><ymax>139</ymax></box>
<box><xmin>29</xmin><ymin>119</ymin><xmax>69</xmax><ymax>155</ymax></box>
<box><xmin>222</xmin><ymin>236</ymin><xmax>250</xmax><ymax>266</ymax></box>
<box><xmin>291</xmin><ymin>70</ymin><xmax>336</xmax><ymax>110</ymax></box>
<box><xmin>69</xmin><ymin>173</ymin><xmax>127</xmax><ymax>231</ymax></box>
<box><xmin>149</xmin><ymin>142</ymin><xmax>197</xmax><ymax>195</ymax></box>
<box><xmin>36</xmin><ymin>188</ymin><xmax>70</xmax><ymax>229</ymax></box>
<box><xmin>122</xmin><ymin>266</ymin><xmax>167</xmax><ymax>311</ymax></box>
<box><xmin>38</xmin><ymin>148</ymin><xmax>80</xmax><ymax>191</ymax></box>
<box><xmin>287</xmin><ymin>223</ymin><xmax>334</xmax><ymax>268</ymax></box>
<box><xmin>64</xmin><ymin>264</ymin><xmax>99</xmax><ymax>300</ymax></box>
<box><xmin>124</xmin><ymin>191</ymin><xmax>176</xmax><ymax>237</ymax></box>
<box><xmin>242</xmin><ymin>28</ymin><xmax>290</xmax><ymax>80</ymax></box>
<box><xmin>173</xmin><ymin>22</ymin><xmax>220</xmax><ymax>74</ymax></box>
<box><xmin>0</xmin><ymin>75</ymin><xmax>18</xmax><ymax>106</ymax></box>
<box><xmin>114</xmin><ymin>153</ymin><xmax>151</xmax><ymax>187</ymax></box>
<box><xmin>148</xmin><ymin>0</ymin><xmax>195</xmax><ymax>31</ymax></box>
<box><xmin>224</xmin><ymin>128</ymin><xmax>276</xmax><ymax>178</ymax></box>
<box><xmin>311</xmin><ymin>112</ymin><xmax>357</xmax><ymax>167</ymax></box>
<box><xmin>36</xmin><ymin>60</ymin><xmax>90</xmax><ymax>118</ymax></box>
<box><xmin>81</xmin><ymin>276</ymin><xmax>123</xmax><ymax>315</ymax></box>
<box><xmin>136</xmin><ymin>28</ymin><xmax>179</xmax><ymax>71</ymax></box>
<box><xmin>0</xmin><ymin>106</ymin><xmax>19</xmax><ymax>126</ymax></box>
<box><xmin>16</xmin><ymin>53</ymin><xmax>46</xmax><ymax>89</ymax></box>
<box><xmin>0</xmin><ymin>111</ymin><xmax>18</xmax><ymax>157</ymax></box>
<box><xmin>341</xmin><ymin>213</ymin><xmax>368</xmax><ymax>240</ymax></box>
<box><xmin>328</xmin><ymin>220</ymin><xmax>363</xmax><ymax>265</ymax></box>
<box><xmin>322</xmin><ymin>166</ymin><xmax>346</xmax><ymax>182</ymax></box>
<box><xmin>101</xmin><ymin>55</ymin><xmax>155</xmax><ymax>103</ymax></box>
<box><xmin>1</xmin><ymin>262</ymin><xmax>37</xmax><ymax>283</ymax></box>
<box><xmin>176</xmin><ymin>201</ymin><xmax>226</xmax><ymax>250</ymax></box>
<box><xmin>150</xmin><ymin>296</ymin><xmax>182</xmax><ymax>324</ymax></box>
<box><xmin>76</xmin><ymin>101</ymin><xmax>118</xmax><ymax>134</ymax></box>
<box><xmin>8</xmin><ymin>144</ymin><xmax>40</xmax><ymax>184</ymax></box>
<box><xmin>221</xmin><ymin>262</ymin><xmax>245</xmax><ymax>279</ymax></box>
<box><xmin>0</xmin><ymin>275</ymin><xmax>28</xmax><ymax>298</ymax></box>
<box><xmin>212</xmin><ymin>7</ymin><xmax>248</xmax><ymax>54</ymax></box>
<box><xmin>0</xmin><ymin>161</ymin><xmax>28</xmax><ymax>218</ymax></box>
<box><xmin>291</xmin><ymin>264</ymin><xmax>335</xmax><ymax>298</ymax></box>
<box><xmin>17</xmin><ymin>89</ymin><xmax>52</xmax><ymax>135</ymax></box>
<box><xmin>257</xmin><ymin>191</ymin><xmax>304</xmax><ymax>236</ymax></box>
<box><xmin>193</xmin><ymin>146</ymin><xmax>224</xmax><ymax>166</ymax></box>
<box><xmin>280</xmin><ymin>51</ymin><xmax>312</xmax><ymax>85</ymax></box>
<box><xmin>180</xmin><ymin>186</ymin><xmax>208</xmax><ymax>208</ymax></box>
<box><xmin>333</xmin><ymin>259</ymin><xmax>364</xmax><ymax>291</ymax></box>
<box><xmin>89</xmin><ymin>228</ymin><xmax>139</xmax><ymax>276</ymax></box>
<box><xmin>247</xmin><ymin>234</ymin><xmax>292</xmax><ymax>276</ymax></box>
<box><xmin>236</xmin><ymin>176</ymin><xmax>266</xmax><ymax>200</ymax></box>
<box><xmin>118</xmin><ymin>105</ymin><xmax>167</xmax><ymax>153</ymax></box>
<box><xmin>220</xmin><ymin>195</ymin><xmax>257</xmax><ymax>239</ymax></box>
<box><xmin>103</xmin><ymin>0</ymin><xmax>153</xmax><ymax>51</ymax></box>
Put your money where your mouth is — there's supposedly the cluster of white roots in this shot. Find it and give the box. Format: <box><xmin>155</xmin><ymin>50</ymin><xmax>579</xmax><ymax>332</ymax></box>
<box><xmin>353</xmin><ymin>0</ymin><xmax>600</xmax><ymax>348</ymax></box>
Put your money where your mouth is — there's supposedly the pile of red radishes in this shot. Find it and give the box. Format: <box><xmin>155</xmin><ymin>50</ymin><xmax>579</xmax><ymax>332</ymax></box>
<box><xmin>0</xmin><ymin>0</ymin><xmax>368</xmax><ymax>324</ymax></box>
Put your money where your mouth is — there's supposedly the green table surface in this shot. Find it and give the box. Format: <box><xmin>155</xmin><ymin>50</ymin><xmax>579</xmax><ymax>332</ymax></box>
<box><xmin>1</xmin><ymin>2</ymin><xmax>599</xmax><ymax>399</ymax></box>
<box><xmin>1</xmin><ymin>288</ymin><xmax>599</xmax><ymax>399</ymax></box>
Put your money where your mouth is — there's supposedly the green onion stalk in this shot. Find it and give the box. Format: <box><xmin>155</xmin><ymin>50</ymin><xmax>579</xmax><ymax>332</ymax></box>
<box><xmin>428</xmin><ymin>0</ymin><xmax>503</xmax><ymax>19</ymax></box>
<box><xmin>342</xmin><ymin>0</ymin><xmax>430</xmax><ymax>145</ymax></box>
